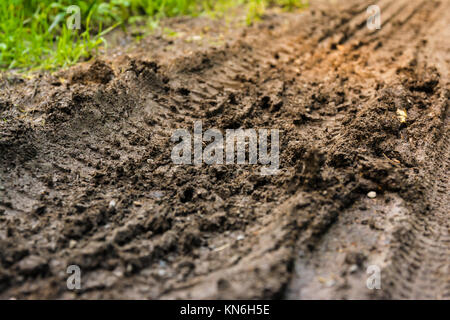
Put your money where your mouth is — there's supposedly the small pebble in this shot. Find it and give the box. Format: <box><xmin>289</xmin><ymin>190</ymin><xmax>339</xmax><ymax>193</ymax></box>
<box><xmin>69</xmin><ymin>240</ymin><xmax>77</xmax><ymax>249</ymax></box>
<box><xmin>149</xmin><ymin>191</ymin><xmax>164</xmax><ymax>199</ymax></box>
<box><xmin>349</xmin><ymin>264</ymin><xmax>358</xmax><ymax>273</ymax></box>
<box><xmin>236</xmin><ymin>235</ymin><xmax>245</xmax><ymax>241</ymax></box>
<box><xmin>159</xmin><ymin>260</ymin><xmax>167</xmax><ymax>268</ymax></box>
<box><xmin>158</xmin><ymin>269</ymin><xmax>166</xmax><ymax>277</ymax></box>
<box><xmin>113</xmin><ymin>268</ymin><xmax>124</xmax><ymax>278</ymax></box>
<box><xmin>367</xmin><ymin>191</ymin><xmax>377</xmax><ymax>199</ymax></box>
<box><xmin>325</xmin><ymin>279</ymin><xmax>336</xmax><ymax>288</ymax></box>
<box><xmin>189</xmin><ymin>35</ymin><xmax>202</xmax><ymax>41</ymax></box>
<box><xmin>108</xmin><ymin>200</ymin><xmax>116</xmax><ymax>212</ymax></box>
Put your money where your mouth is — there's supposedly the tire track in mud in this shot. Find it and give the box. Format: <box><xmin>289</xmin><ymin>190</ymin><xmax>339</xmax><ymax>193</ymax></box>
<box><xmin>144</xmin><ymin>0</ymin><xmax>449</xmax><ymax>299</ymax></box>
<box><xmin>381</xmin><ymin>119</ymin><xmax>449</xmax><ymax>299</ymax></box>
<box><xmin>284</xmin><ymin>0</ymin><xmax>450</xmax><ymax>299</ymax></box>
<box><xmin>0</xmin><ymin>0</ymin><xmax>448</xmax><ymax>299</ymax></box>
<box><xmin>356</xmin><ymin>0</ymin><xmax>449</xmax><ymax>300</ymax></box>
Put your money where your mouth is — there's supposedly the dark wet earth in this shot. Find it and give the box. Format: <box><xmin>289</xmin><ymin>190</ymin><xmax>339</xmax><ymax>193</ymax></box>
<box><xmin>0</xmin><ymin>0</ymin><xmax>448</xmax><ymax>299</ymax></box>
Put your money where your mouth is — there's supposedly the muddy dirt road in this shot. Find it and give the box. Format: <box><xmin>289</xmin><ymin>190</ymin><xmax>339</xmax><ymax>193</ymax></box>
<box><xmin>0</xmin><ymin>0</ymin><xmax>449</xmax><ymax>299</ymax></box>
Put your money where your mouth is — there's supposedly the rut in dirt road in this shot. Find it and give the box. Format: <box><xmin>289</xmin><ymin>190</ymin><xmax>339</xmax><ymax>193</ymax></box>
<box><xmin>0</xmin><ymin>0</ymin><xmax>448</xmax><ymax>299</ymax></box>
<box><xmin>380</xmin><ymin>122</ymin><xmax>449</xmax><ymax>299</ymax></box>
<box><xmin>286</xmin><ymin>0</ymin><xmax>450</xmax><ymax>299</ymax></box>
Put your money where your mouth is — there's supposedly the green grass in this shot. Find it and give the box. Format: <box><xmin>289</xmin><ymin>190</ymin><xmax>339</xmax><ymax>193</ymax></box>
<box><xmin>0</xmin><ymin>0</ymin><xmax>308</xmax><ymax>72</ymax></box>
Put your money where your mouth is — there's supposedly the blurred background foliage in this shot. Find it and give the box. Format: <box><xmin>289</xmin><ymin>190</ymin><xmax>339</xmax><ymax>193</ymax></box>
<box><xmin>0</xmin><ymin>0</ymin><xmax>308</xmax><ymax>71</ymax></box>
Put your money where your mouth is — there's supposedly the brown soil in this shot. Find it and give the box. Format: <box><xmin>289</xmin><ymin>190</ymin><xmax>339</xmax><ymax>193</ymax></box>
<box><xmin>0</xmin><ymin>0</ymin><xmax>448</xmax><ymax>299</ymax></box>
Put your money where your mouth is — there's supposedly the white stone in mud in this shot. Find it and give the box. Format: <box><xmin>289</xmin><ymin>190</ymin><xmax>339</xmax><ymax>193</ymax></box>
<box><xmin>367</xmin><ymin>191</ymin><xmax>377</xmax><ymax>199</ymax></box>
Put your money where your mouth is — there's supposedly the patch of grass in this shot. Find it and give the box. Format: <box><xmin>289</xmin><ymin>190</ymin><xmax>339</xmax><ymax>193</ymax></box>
<box><xmin>274</xmin><ymin>0</ymin><xmax>309</xmax><ymax>11</ymax></box>
<box><xmin>0</xmin><ymin>0</ymin><xmax>308</xmax><ymax>72</ymax></box>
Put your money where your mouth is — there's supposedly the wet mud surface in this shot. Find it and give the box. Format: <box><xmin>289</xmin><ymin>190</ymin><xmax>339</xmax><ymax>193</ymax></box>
<box><xmin>0</xmin><ymin>0</ymin><xmax>448</xmax><ymax>299</ymax></box>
